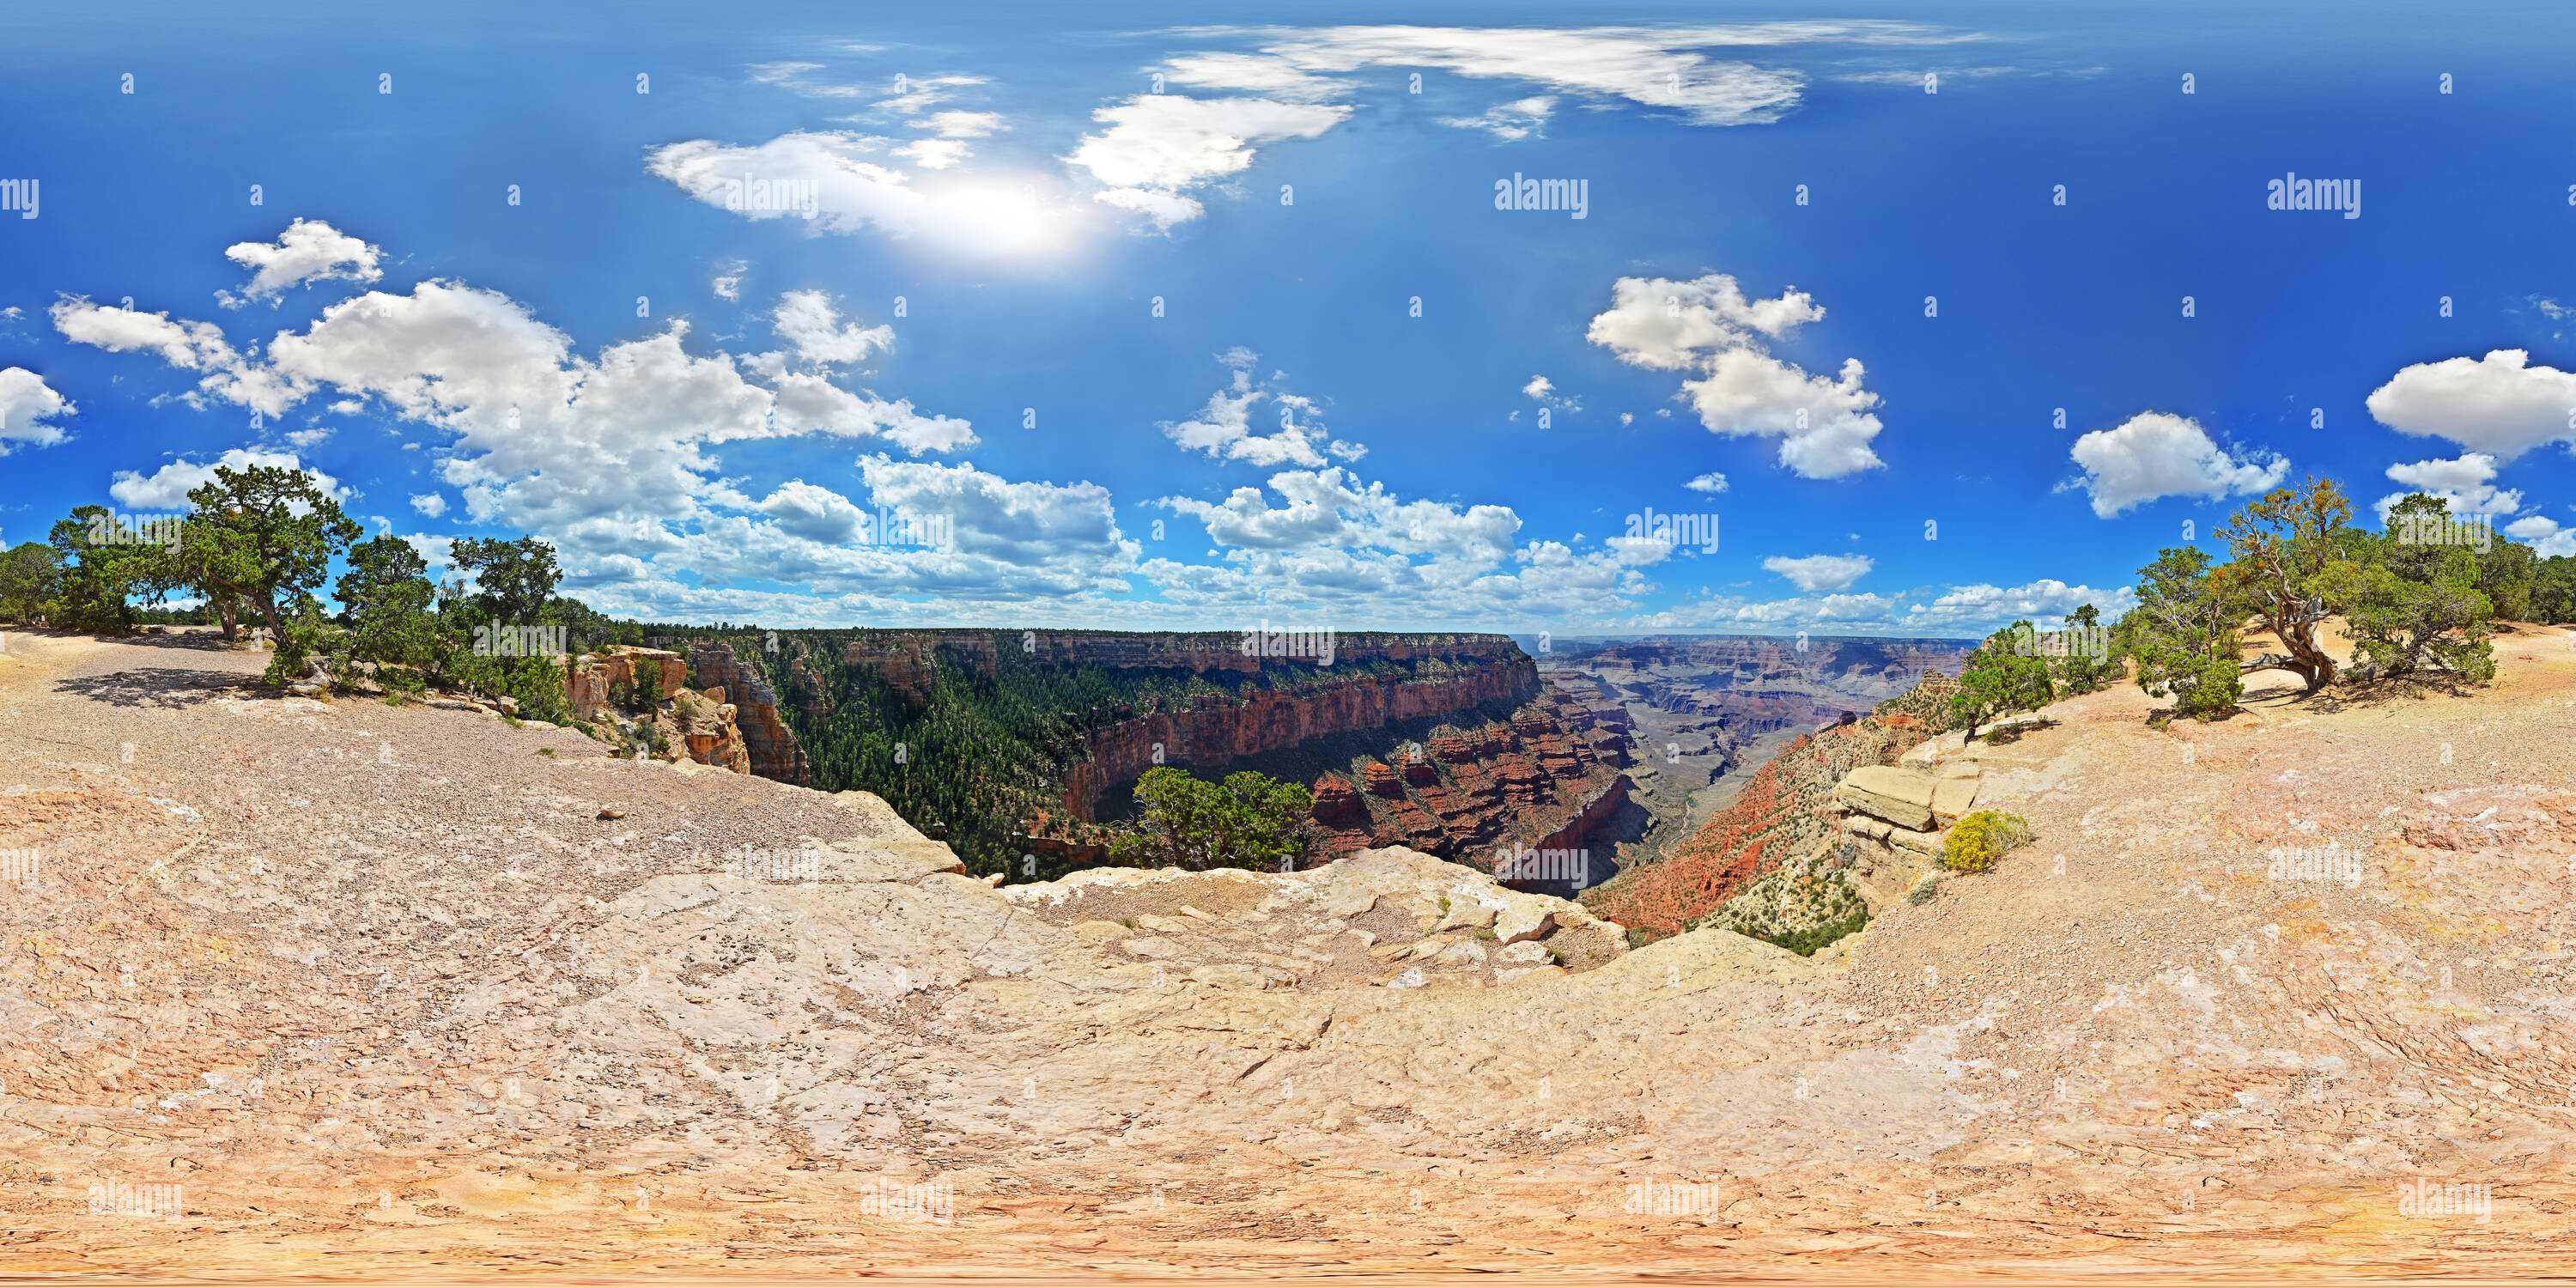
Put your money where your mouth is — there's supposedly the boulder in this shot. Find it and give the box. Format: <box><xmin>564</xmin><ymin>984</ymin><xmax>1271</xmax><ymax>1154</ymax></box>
<box><xmin>1834</xmin><ymin>765</ymin><xmax>1938</xmax><ymax>830</ymax></box>
<box><xmin>1930</xmin><ymin>775</ymin><xmax>1979</xmax><ymax>826</ymax></box>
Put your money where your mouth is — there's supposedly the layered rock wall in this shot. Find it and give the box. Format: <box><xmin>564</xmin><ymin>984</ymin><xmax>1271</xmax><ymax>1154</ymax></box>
<box><xmin>839</xmin><ymin>629</ymin><xmax>1531</xmax><ymax>707</ymax></box>
<box><xmin>1058</xmin><ymin>649</ymin><xmax>1540</xmax><ymax>822</ymax></box>
<box><xmin>1303</xmin><ymin>696</ymin><xmax>1628</xmax><ymax>868</ymax></box>
<box><xmin>690</xmin><ymin>641</ymin><xmax>813</xmax><ymax>785</ymax></box>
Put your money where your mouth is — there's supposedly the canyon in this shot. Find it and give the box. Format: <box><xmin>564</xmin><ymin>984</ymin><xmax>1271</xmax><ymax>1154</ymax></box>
<box><xmin>545</xmin><ymin>631</ymin><xmax>1975</xmax><ymax>907</ymax></box>
<box><xmin>739</xmin><ymin>629</ymin><xmax>1640</xmax><ymax>880</ymax></box>
<box><xmin>1038</xmin><ymin>635</ymin><xmax>1541</xmax><ymax>824</ymax></box>
<box><xmin>1537</xmin><ymin>634</ymin><xmax>1973</xmax><ymax>872</ymax></box>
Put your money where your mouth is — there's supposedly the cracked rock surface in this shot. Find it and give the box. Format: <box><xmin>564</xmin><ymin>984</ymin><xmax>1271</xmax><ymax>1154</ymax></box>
<box><xmin>3</xmin><ymin>625</ymin><xmax>2575</xmax><ymax>1279</ymax></box>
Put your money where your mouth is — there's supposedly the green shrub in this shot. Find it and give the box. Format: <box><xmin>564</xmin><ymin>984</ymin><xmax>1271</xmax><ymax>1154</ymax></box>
<box><xmin>2176</xmin><ymin>648</ymin><xmax>2246</xmax><ymax>720</ymax></box>
<box><xmin>1942</xmin><ymin>810</ymin><xmax>2034</xmax><ymax>872</ymax></box>
<box><xmin>1108</xmin><ymin>767</ymin><xmax>1311</xmax><ymax>872</ymax></box>
<box><xmin>1761</xmin><ymin>906</ymin><xmax>1870</xmax><ymax>956</ymax></box>
<box><xmin>1908</xmin><ymin>875</ymin><xmax>1941</xmax><ymax>905</ymax></box>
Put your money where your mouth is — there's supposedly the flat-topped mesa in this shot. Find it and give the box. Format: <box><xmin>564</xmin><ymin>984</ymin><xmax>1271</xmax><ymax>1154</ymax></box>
<box><xmin>1584</xmin><ymin>634</ymin><xmax>1973</xmax><ymax>682</ymax></box>
<box><xmin>837</xmin><ymin>629</ymin><xmax>1534</xmax><ymax>706</ymax></box>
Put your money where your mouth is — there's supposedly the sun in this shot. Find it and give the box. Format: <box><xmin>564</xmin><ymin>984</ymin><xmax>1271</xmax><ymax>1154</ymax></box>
<box><xmin>920</xmin><ymin>177</ymin><xmax>1078</xmax><ymax>258</ymax></box>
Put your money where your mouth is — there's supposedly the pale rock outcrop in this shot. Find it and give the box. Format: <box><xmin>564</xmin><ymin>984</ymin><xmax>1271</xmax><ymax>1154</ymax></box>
<box><xmin>1929</xmin><ymin>763</ymin><xmax>1980</xmax><ymax>825</ymax></box>
<box><xmin>1832</xmin><ymin>764</ymin><xmax>1938</xmax><ymax>830</ymax></box>
<box><xmin>671</xmin><ymin>688</ymin><xmax>753</xmax><ymax>775</ymax></box>
<box><xmin>568</xmin><ymin>646</ymin><xmax>689</xmax><ymax>723</ymax></box>
<box><xmin>1832</xmin><ymin>757</ymin><xmax>1984</xmax><ymax>911</ymax></box>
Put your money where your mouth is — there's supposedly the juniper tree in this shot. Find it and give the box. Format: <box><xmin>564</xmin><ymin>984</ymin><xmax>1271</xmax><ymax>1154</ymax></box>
<box><xmin>2211</xmin><ymin>477</ymin><xmax>2358</xmax><ymax>692</ymax></box>
<box><xmin>0</xmin><ymin>541</ymin><xmax>61</xmax><ymax>625</ymax></box>
<box><xmin>2117</xmin><ymin>546</ymin><xmax>2244</xmax><ymax>720</ymax></box>
<box><xmin>2332</xmin><ymin>493</ymin><xmax>2498</xmax><ymax>681</ymax></box>
<box><xmin>179</xmin><ymin>465</ymin><xmax>362</xmax><ymax>647</ymax></box>
<box><xmin>1948</xmin><ymin>621</ymin><xmax>2056</xmax><ymax>742</ymax></box>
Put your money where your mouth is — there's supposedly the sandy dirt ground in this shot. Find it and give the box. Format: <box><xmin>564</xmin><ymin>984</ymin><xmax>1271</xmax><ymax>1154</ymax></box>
<box><xmin>3</xmin><ymin>623</ymin><xmax>2575</xmax><ymax>1283</ymax></box>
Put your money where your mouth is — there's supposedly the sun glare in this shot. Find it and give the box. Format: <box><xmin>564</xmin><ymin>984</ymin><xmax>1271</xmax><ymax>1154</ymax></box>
<box><xmin>922</xmin><ymin>178</ymin><xmax>1077</xmax><ymax>258</ymax></box>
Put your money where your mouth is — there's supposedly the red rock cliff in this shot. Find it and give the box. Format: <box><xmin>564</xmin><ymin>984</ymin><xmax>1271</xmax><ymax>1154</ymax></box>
<box><xmin>1050</xmin><ymin>641</ymin><xmax>1540</xmax><ymax>822</ymax></box>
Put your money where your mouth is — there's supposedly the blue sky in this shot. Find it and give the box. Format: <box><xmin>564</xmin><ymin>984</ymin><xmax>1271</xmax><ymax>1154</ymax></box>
<box><xmin>3</xmin><ymin>1</ymin><xmax>2573</xmax><ymax>635</ymax></box>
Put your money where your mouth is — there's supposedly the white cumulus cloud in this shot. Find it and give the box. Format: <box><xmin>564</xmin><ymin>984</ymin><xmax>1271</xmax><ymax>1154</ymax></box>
<box><xmin>751</xmin><ymin>479</ymin><xmax>870</xmax><ymax>544</ymax></box>
<box><xmin>647</xmin><ymin>132</ymin><xmax>927</xmax><ymax>237</ymax></box>
<box><xmin>1158</xmin><ymin>353</ymin><xmax>1362</xmax><ymax>468</ymax></box>
<box><xmin>2379</xmin><ymin>453</ymin><xmax>2522</xmax><ymax>520</ymax></box>
<box><xmin>218</xmin><ymin>218</ymin><xmax>384</xmax><ymax>307</ymax></box>
<box><xmin>894</xmin><ymin>138</ymin><xmax>972</xmax><ymax>169</ymax></box>
<box><xmin>1587</xmin><ymin>273</ymin><xmax>1882</xmax><ymax>478</ymax></box>
<box><xmin>2066</xmin><ymin>411</ymin><xmax>2287</xmax><ymax>517</ymax></box>
<box><xmin>2366</xmin><ymin>349</ymin><xmax>2576</xmax><ymax>459</ymax></box>
<box><xmin>0</xmin><ymin>367</ymin><xmax>75</xmax><ymax>455</ymax></box>
<box><xmin>50</xmin><ymin>297</ymin><xmax>307</xmax><ymax>415</ymax></box>
<box><xmin>110</xmin><ymin>447</ymin><xmax>343</xmax><ymax>510</ymax></box>
<box><xmin>1439</xmin><ymin>95</ymin><xmax>1556</xmax><ymax>140</ymax></box>
<box><xmin>1068</xmin><ymin>95</ymin><xmax>1349</xmax><ymax>226</ymax></box>
<box><xmin>1163</xmin><ymin>24</ymin><xmax>1903</xmax><ymax>126</ymax></box>
<box><xmin>771</xmin><ymin>290</ymin><xmax>894</xmax><ymax>366</ymax></box>
<box><xmin>2504</xmin><ymin>515</ymin><xmax>2576</xmax><ymax>558</ymax></box>
<box><xmin>1763</xmin><ymin>552</ymin><xmax>1872</xmax><ymax>592</ymax></box>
